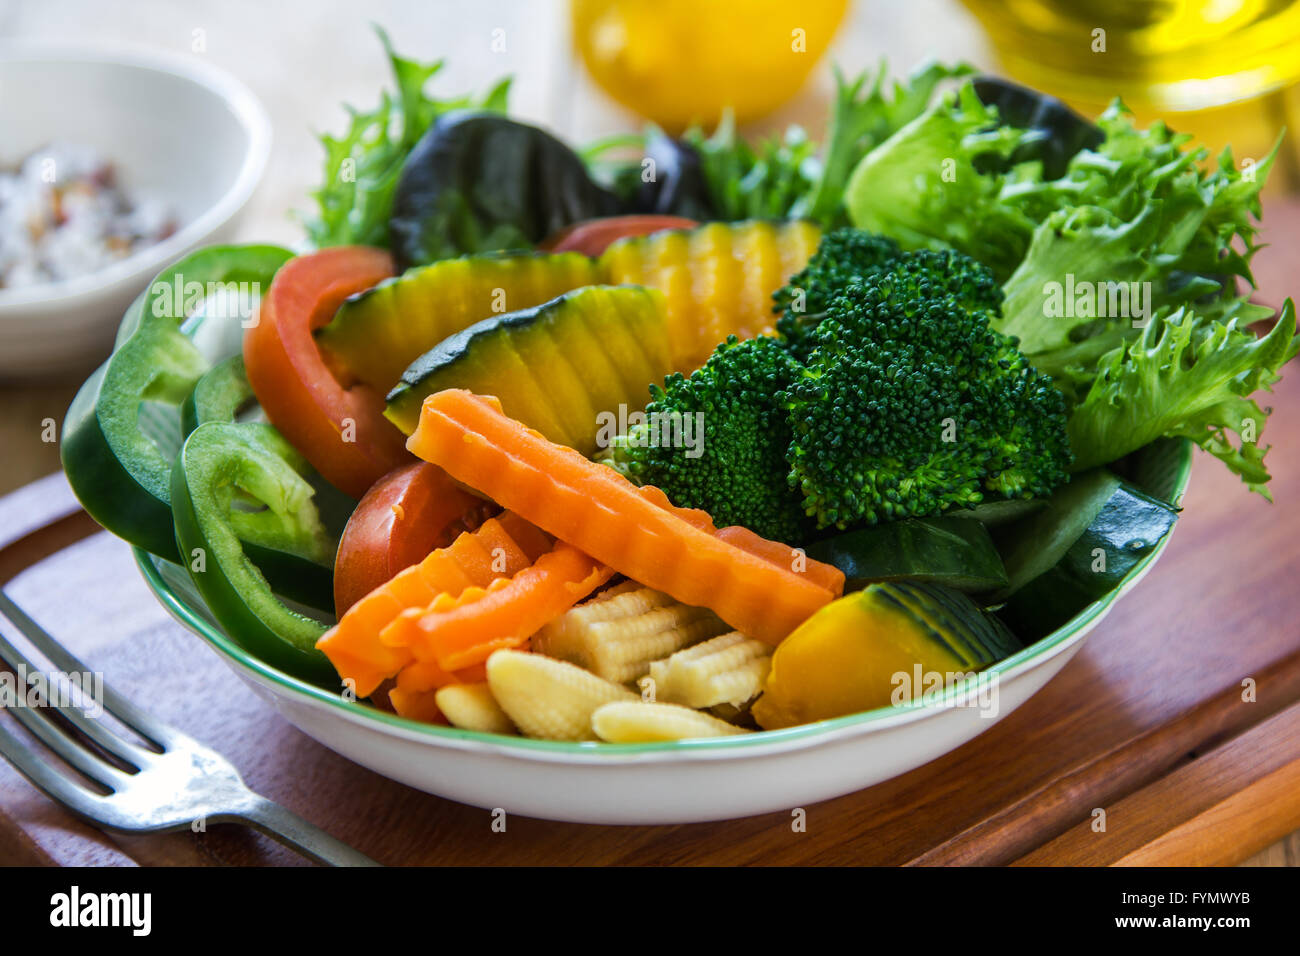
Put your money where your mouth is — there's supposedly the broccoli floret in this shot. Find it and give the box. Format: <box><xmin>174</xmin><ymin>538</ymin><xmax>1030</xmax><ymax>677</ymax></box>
<box><xmin>784</xmin><ymin>345</ymin><xmax>989</xmax><ymax>525</ymax></box>
<box><xmin>774</xmin><ymin>229</ymin><xmax>903</xmax><ymax>316</ymax></box>
<box><xmin>773</xmin><ymin>229</ymin><xmax>903</xmax><ymax>355</ymax></box>
<box><xmin>774</xmin><ymin>237</ymin><xmax>1005</xmax><ymax>365</ymax></box>
<box><xmin>782</xmin><ymin>250</ymin><xmax>1070</xmax><ymax>528</ymax></box>
<box><xmin>602</xmin><ymin>234</ymin><xmax>1070</xmax><ymax>537</ymax></box>
<box><xmin>598</xmin><ymin>336</ymin><xmax>810</xmax><ymax>542</ymax></box>
<box><xmin>845</xmin><ymin>247</ymin><xmax>1005</xmax><ymax>320</ymax></box>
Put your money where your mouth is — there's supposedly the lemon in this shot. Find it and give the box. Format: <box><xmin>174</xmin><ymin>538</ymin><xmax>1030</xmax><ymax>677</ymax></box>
<box><xmin>572</xmin><ymin>0</ymin><xmax>849</xmax><ymax>131</ymax></box>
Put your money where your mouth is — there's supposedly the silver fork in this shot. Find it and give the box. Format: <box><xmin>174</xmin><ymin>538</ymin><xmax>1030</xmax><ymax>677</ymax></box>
<box><xmin>0</xmin><ymin>590</ymin><xmax>378</xmax><ymax>866</ymax></box>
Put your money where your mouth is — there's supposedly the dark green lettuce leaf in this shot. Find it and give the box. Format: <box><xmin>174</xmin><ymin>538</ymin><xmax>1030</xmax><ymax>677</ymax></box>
<box><xmin>388</xmin><ymin>112</ymin><xmax>622</xmax><ymax>270</ymax></box>
<box><xmin>302</xmin><ymin>27</ymin><xmax>510</xmax><ymax>249</ymax></box>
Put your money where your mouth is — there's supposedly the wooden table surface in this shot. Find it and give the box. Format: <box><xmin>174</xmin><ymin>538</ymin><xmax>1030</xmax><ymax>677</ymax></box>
<box><xmin>2</xmin><ymin>0</ymin><xmax>1300</xmax><ymax>866</ymax></box>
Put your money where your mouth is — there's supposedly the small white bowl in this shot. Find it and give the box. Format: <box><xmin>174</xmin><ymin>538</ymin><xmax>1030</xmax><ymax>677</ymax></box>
<box><xmin>0</xmin><ymin>42</ymin><xmax>270</xmax><ymax>378</ymax></box>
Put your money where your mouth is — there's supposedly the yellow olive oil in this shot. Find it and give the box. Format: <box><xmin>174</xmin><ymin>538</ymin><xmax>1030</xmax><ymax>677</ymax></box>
<box><xmin>962</xmin><ymin>0</ymin><xmax>1300</xmax><ymax>190</ymax></box>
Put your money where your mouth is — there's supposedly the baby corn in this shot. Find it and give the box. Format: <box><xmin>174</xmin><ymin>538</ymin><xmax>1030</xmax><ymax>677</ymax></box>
<box><xmin>486</xmin><ymin>650</ymin><xmax>636</xmax><ymax>741</ymax></box>
<box><xmin>434</xmin><ymin>682</ymin><xmax>517</xmax><ymax>736</ymax></box>
<box><xmin>647</xmin><ymin>631</ymin><xmax>772</xmax><ymax>709</ymax></box>
<box><xmin>534</xmin><ymin>586</ymin><xmax>728</xmax><ymax>683</ymax></box>
<box><xmin>590</xmin><ymin>701</ymin><xmax>751</xmax><ymax>742</ymax></box>
<box><xmin>539</xmin><ymin>584</ymin><xmax>673</xmax><ymax>639</ymax></box>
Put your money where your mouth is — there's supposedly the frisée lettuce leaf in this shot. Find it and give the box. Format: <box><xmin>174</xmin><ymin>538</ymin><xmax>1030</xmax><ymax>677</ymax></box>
<box><xmin>844</xmin><ymin>78</ymin><xmax>1296</xmax><ymax>497</ymax></box>
<box><xmin>1067</xmin><ymin>303</ymin><xmax>1298</xmax><ymax>495</ymax></box>
<box><xmin>302</xmin><ymin>27</ymin><xmax>510</xmax><ymax>249</ymax></box>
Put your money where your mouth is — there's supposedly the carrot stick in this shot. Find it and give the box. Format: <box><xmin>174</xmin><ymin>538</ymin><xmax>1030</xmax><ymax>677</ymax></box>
<box><xmin>397</xmin><ymin>660</ymin><xmax>489</xmax><ymax>694</ymax></box>
<box><xmin>636</xmin><ymin>484</ymin><xmax>716</xmax><ymax>532</ymax></box>
<box><xmin>386</xmin><ymin>690</ymin><xmax>445</xmax><ymax>724</ymax></box>
<box><xmin>405</xmin><ymin>389</ymin><xmax>842</xmax><ymax>644</ymax></box>
<box><xmin>642</xmin><ymin>483</ymin><xmax>846</xmax><ymax>590</ymax></box>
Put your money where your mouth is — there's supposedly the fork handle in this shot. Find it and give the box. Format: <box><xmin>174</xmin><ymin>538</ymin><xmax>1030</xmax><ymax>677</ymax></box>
<box><xmin>237</xmin><ymin>797</ymin><xmax>381</xmax><ymax>867</ymax></box>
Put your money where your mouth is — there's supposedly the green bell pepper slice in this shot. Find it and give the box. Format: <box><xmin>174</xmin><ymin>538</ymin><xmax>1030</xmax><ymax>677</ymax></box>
<box><xmin>179</xmin><ymin>356</ymin><xmax>358</xmax><ymax>612</ymax></box>
<box><xmin>181</xmin><ymin>354</ymin><xmax>258</xmax><ymax>436</ymax></box>
<box><xmin>179</xmin><ymin>355</ymin><xmax>358</xmax><ymax>612</ymax></box>
<box><xmin>171</xmin><ymin>421</ymin><xmax>339</xmax><ymax>685</ymax></box>
<box><xmin>62</xmin><ymin>244</ymin><xmax>295</xmax><ymax>563</ymax></box>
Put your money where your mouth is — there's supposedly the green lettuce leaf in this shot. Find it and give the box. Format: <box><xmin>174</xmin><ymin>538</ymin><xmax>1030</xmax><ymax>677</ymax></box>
<box><xmin>796</xmin><ymin>60</ymin><xmax>973</xmax><ymax>226</ymax></box>
<box><xmin>1060</xmin><ymin>106</ymin><xmax>1271</xmax><ymax>285</ymax></box>
<box><xmin>995</xmin><ymin>103</ymin><xmax>1276</xmax><ymax>363</ymax></box>
<box><xmin>668</xmin><ymin>60</ymin><xmax>972</xmax><ymax>227</ymax></box>
<box><xmin>683</xmin><ymin>113</ymin><xmax>820</xmax><ymax>222</ymax></box>
<box><xmin>1066</xmin><ymin>302</ymin><xmax>1298</xmax><ymax>495</ymax></box>
<box><xmin>834</xmin><ymin>72</ymin><xmax>1295</xmax><ymax>495</ymax></box>
<box><xmin>998</xmin><ymin>204</ymin><xmax>1165</xmax><ymax>356</ymax></box>
<box><xmin>844</xmin><ymin>81</ymin><xmax>1042</xmax><ymax>276</ymax></box>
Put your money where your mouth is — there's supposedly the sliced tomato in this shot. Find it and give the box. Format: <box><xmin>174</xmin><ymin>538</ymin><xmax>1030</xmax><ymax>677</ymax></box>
<box><xmin>244</xmin><ymin>246</ymin><xmax>410</xmax><ymax>498</ymax></box>
<box><xmin>333</xmin><ymin>461</ymin><xmax>496</xmax><ymax>616</ymax></box>
<box><xmin>542</xmin><ymin>215</ymin><xmax>698</xmax><ymax>256</ymax></box>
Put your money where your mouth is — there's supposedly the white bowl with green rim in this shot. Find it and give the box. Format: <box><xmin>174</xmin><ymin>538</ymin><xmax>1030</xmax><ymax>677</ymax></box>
<box><xmin>135</xmin><ymin>437</ymin><xmax>1192</xmax><ymax>825</ymax></box>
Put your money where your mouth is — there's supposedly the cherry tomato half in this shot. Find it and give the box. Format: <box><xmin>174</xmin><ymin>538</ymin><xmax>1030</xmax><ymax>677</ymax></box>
<box><xmin>542</xmin><ymin>215</ymin><xmax>698</xmax><ymax>256</ymax></box>
<box><xmin>333</xmin><ymin>461</ymin><xmax>495</xmax><ymax>615</ymax></box>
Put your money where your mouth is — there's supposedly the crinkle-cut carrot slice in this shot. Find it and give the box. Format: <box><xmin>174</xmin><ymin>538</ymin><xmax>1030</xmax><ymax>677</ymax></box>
<box><xmin>413</xmin><ymin>548</ymin><xmax>478</xmax><ymax>598</ymax></box>
<box><xmin>399</xmin><ymin>542</ymin><xmax>614</xmax><ymax>672</ymax></box>
<box><xmin>636</xmin><ymin>486</ymin><xmax>845</xmax><ymax>589</ymax></box>
<box><xmin>711</xmin><ymin>525</ymin><xmax>845</xmax><ymax>595</ymax></box>
<box><xmin>317</xmin><ymin>591</ymin><xmax>417</xmax><ymax>696</ymax></box>
<box><xmin>397</xmin><ymin>660</ymin><xmax>489</xmax><ymax>695</ymax></box>
<box><xmin>387</xmin><ymin>688</ymin><xmax>446</xmax><ymax>724</ymax></box>
<box><xmin>639</xmin><ymin>486</ymin><xmax>845</xmax><ymax>590</ymax></box>
<box><xmin>388</xmin><ymin>660</ymin><xmax>489</xmax><ymax>723</ymax></box>
<box><xmin>316</xmin><ymin>512</ymin><xmax>553</xmax><ymax>696</ymax></box>
<box><xmin>380</xmin><ymin>579</ymin><xmax>507</xmax><ymax>654</ymax></box>
<box><xmin>405</xmin><ymin>389</ymin><xmax>842</xmax><ymax>644</ymax></box>
<box><xmin>636</xmin><ymin>484</ymin><xmax>716</xmax><ymax>532</ymax></box>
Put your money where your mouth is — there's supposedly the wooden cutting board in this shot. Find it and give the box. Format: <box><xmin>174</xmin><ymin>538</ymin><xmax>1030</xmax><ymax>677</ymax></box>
<box><xmin>2</xmin><ymin>213</ymin><xmax>1299</xmax><ymax>867</ymax></box>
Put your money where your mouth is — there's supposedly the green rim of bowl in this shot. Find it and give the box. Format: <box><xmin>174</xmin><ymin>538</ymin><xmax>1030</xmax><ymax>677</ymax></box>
<box><xmin>134</xmin><ymin>439</ymin><xmax>1193</xmax><ymax>756</ymax></box>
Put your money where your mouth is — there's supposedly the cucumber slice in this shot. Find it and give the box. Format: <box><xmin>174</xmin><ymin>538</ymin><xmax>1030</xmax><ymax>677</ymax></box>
<box><xmin>991</xmin><ymin>471</ymin><xmax>1179</xmax><ymax>638</ymax></box>
<box><xmin>947</xmin><ymin>497</ymin><xmax>1047</xmax><ymax>527</ymax></box>
<box><xmin>806</xmin><ymin>516</ymin><xmax>1009</xmax><ymax>595</ymax></box>
<box><xmin>990</xmin><ymin>470</ymin><xmax>1121</xmax><ymax>600</ymax></box>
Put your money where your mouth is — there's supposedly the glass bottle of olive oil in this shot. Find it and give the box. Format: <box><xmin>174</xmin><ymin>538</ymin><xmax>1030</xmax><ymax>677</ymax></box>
<box><xmin>961</xmin><ymin>0</ymin><xmax>1300</xmax><ymax>191</ymax></box>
